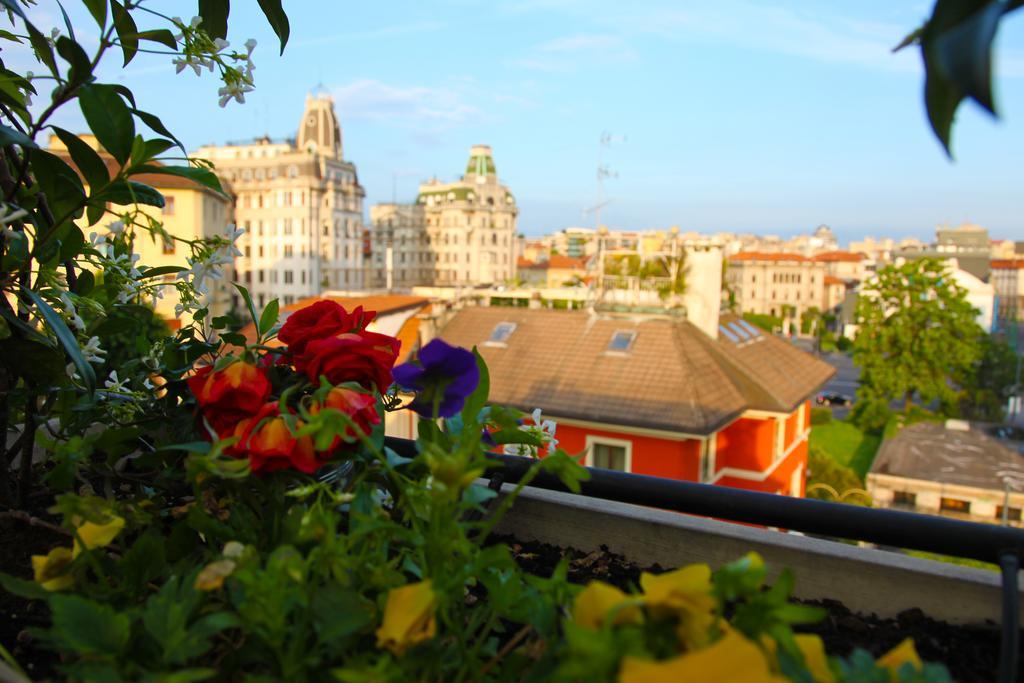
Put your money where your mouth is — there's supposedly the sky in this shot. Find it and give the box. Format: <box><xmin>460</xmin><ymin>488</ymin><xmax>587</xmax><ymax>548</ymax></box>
<box><xmin>14</xmin><ymin>1</ymin><xmax>1024</xmax><ymax>243</ymax></box>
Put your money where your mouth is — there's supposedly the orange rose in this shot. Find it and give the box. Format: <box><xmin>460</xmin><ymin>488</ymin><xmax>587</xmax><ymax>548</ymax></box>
<box><xmin>228</xmin><ymin>402</ymin><xmax>320</xmax><ymax>474</ymax></box>
<box><xmin>188</xmin><ymin>361</ymin><xmax>271</xmax><ymax>435</ymax></box>
<box><xmin>311</xmin><ymin>387</ymin><xmax>381</xmax><ymax>452</ymax></box>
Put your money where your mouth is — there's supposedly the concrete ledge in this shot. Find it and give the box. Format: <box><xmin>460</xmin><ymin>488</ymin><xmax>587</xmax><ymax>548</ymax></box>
<box><xmin>493</xmin><ymin>484</ymin><xmax>1019</xmax><ymax>625</ymax></box>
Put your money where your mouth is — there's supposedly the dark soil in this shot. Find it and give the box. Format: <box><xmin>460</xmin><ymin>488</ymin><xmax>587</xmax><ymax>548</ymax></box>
<box><xmin>492</xmin><ymin>534</ymin><xmax>1016</xmax><ymax>683</ymax></box>
<box><xmin>0</xmin><ymin>509</ymin><xmax>63</xmax><ymax>681</ymax></box>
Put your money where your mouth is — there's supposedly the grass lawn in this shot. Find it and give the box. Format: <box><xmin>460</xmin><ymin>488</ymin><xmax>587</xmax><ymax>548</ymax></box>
<box><xmin>809</xmin><ymin>420</ymin><xmax>882</xmax><ymax>479</ymax></box>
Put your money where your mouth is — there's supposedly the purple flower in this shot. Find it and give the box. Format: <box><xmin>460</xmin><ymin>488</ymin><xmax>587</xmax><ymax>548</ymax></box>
<box><xmin>393</xmin><ymin>339</ymin><xmax>480</xmax><ymax>418</ymax></box>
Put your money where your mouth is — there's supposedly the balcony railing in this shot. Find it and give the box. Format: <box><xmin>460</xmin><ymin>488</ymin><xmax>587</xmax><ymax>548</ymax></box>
<box><xmin>384</xmin><ymin>437</ymin><xmax>1024</xmax><ymax>683</ymax></box>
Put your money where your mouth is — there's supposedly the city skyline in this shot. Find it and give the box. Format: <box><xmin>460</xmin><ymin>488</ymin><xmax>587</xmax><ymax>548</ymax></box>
<box><xmin>25</xmin><ymin>1</ymin><xmax>1024</xmax><ymax>242</ymax></box>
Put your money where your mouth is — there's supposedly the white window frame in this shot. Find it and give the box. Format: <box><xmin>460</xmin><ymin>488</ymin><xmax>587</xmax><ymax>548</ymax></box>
<box><xmin>584</xmin><ymin>435</ymin><xmax>633</xmax><ymax>473</ymax></box>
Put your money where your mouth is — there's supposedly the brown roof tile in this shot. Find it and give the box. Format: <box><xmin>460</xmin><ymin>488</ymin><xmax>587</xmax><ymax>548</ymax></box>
<box><xmin>438</xmin><ymin>308</ymin><xmax>834</xmax><ymax>434</ymax></box>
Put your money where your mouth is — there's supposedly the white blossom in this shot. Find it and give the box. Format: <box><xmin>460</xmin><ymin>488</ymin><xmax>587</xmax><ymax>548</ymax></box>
<box><xmin>217</xmin><ymin>81</ymin><xmax>254</xmax><ymax>108</ymax></box>
<box><xmin>104</xmin><ymin>370</ymin><xmax>129</xmax><ymax>393</ymax></box>
<box><xmin>59</xmin><ymin>292</ymin><xmax>86</xmax><ymax>331</ymax></box>
<box><xmin>81</xmin><ymin>336</ymin><xmax>106</xmax><ymax>364</ymax></box>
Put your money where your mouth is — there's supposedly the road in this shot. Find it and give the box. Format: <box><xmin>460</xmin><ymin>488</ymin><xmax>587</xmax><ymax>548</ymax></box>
<box><xmin>792</xmin><ymin>339</ymin><xmax>860</xmax><ymax>420</ymax></box>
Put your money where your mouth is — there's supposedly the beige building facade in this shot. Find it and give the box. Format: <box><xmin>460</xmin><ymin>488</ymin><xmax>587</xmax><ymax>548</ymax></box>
<box><xmin>367</xmin><ymin>145</ymin><xmax>519</xmax><ymax>288</ymax></box>
<box><xmin>417</xmin><ymin>145</ymin><xmax>518</xmax><ymax>286</ymax></box>
<box><xmin>992</xmin><ymin>259</ymin><xmax>1024</xmax><ymax>324</ymax></box>
<box><xmin>196</xmin><ymin>94</ymin><xmax>365</xmax><ymax>309</ymax></box>
<box><xmin>726</xmin><ymin>253</ymin><xmax>827</xmax><ymax>322</ymax></box>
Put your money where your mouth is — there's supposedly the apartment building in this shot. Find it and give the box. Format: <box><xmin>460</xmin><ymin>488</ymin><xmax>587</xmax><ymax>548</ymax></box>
<box><xmin>992</xmin><ymin>259</ymin><xmax>1024</xmax><ymax>324</ymax></box>
<box><xmin>726</xmin><ymin>253</ymin><xmax>827</xmax><ymax>322</ymax></box>
<box><xmin>196</xmin><ymin>94</ymin><xmax>365</xmax><ymax>308</ymax></box>
<box><xmin>366</xmin><ymin>203</ymin><xmax>432</xmax><ymax>290</ymax></box>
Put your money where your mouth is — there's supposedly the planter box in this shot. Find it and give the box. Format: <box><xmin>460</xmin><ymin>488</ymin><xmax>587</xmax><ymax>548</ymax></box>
<box><xmin>494</xmin><ymin>483</ymin><xmax>1021</xmax><ymax>625</ymax></box>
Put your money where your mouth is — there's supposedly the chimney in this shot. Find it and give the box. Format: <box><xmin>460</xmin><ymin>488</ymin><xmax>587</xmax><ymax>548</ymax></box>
<box><xmin>682</xmin><ymin>245</ymin><xmax>722</xmax><ymax>339</ymax></box>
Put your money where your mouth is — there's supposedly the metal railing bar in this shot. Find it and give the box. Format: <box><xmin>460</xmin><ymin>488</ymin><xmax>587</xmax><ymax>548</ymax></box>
<box><xmin>1000</xmin><ymin>553</ymin><xmax>1020</xmax><ymax>683</ymax></box>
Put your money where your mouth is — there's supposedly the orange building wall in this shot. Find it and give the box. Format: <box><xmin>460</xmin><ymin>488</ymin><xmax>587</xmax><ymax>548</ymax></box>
<box><xmin>716</xmin><ymin>439</ymin><xmax>808</xmax><ymax>496</ymax></box>
<box><xmin>784</xmin><ymin>410</ymin><xmax>800</xmax><ymax>449</ymax></box>
<box><xmin>803</xmin><ymin>400</ymin><xmax>811</xmax><ymax>431</ymax></box>
<box><xmin>715</xmin><ymin>417</ymin><xmax>776</xmax><ymax>473</ymax></box>
<box><xmin>554</xmin><ymin>422</ymin><xmax>702</xmax><ymax>481</ymax></box>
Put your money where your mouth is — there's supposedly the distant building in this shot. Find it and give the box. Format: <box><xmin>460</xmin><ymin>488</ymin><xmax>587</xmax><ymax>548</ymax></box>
<box><xmin>517</xmin><ymin>255</ymin><xmax>589</xmax><ymax>288</ymax></box>
<box><xmin>196</xmin><ymin>94</ymin><xmax>366</xmax><ymax>309</ymax></box>
<box><xmin>726</xmin><ymin>253</ymin><xmax>827</xmax><ymax>324</ymax></box>
<box><xmin>895</xmin><ymin>223</ymin><xmax>991</xmax><ymax>281</ymax></box>
<box><xmin>48</xmin><ymin>134</ymin><xmax>234</xmax><ymax>325</ymax></box>
<box><xmin>813</xmin><ymin>251</ymin><xmax>867</xmax><ymax>283</ymax></box>
<box><xmin>366</xmin><ymin>203</ymin><xmax>432</xmax><ymax>290</ymax></box>
<box><xmin>416</xmin><ymin>145</ymin><xmax>518</xmax><ymax>285</ymax></box>
<box><xmin>992</xmin><ymin>258</ymin><xmax>1024</xmax><ymax>324</ymax></box>
<box><xmin>434</xmin><ymin>308</ymin><xmax>833</xmax><ymax>495</ymax></box>
<box><xmin>869</xmin><ymin>422</ymin><xmax>1024</xmax><ymax>528</ymax></box>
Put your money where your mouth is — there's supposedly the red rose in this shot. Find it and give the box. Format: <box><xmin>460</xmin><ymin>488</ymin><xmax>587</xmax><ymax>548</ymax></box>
<box><xmin>278</xmin><ymin>301</ymin><xmax>377</xmax><ymax>358</ymax></box>
<box><xmin>301</xmin><ymin>331</ymin><xmax>400</xmax><ymax>392</ymax></box>
<box><xmin>311</xmin><ymin>387</ymin><xmax>381</xmax><ymax>452</ymax></box>
<box><xmin>227</xmin><ymin>402</ymin><xmax>320</xmax><ymax>474</ymax></box>
<box><xmin>187</xmin><ymin>361</ymin><xmax>271</xmax><ymax>435</ymax></box>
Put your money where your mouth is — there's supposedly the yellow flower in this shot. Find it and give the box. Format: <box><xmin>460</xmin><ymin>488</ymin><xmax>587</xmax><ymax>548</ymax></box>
<box><xmin>194</xmin><ymin>559</ymin><xmax>237</xmax><ymax>591</ymax></box>
<box><xmin>72</xmin><ymin>515</ymin><xmax>125</xmax><ymax>558</ymax></box>
<box><xmin>375</xmin><ymin>580</ymin><xmax>437</xmax><ymax>656</ymax></box>
<box><xmin>795</xmin><ymin>634</ymin><xmax>836</xmax><ymax>683</ymax></box>
<box><xmin>619</xmin><ymin>630</ymin><xmax>789</xmax><ymax>683</ymax></box>
<box><xmin>572</xmin><ymin>581</ymin><xmax>643</xmax><ymax>630</ymax></box>
<box><xmin>640</xmin><ymin>564</ymin><xmax>717</xmax><ymax>648</ymax></box>
<box><xmin>31</xmin><ymin>547</ymin><xmax>75</xmax><ymax>591</ymax></box>
<box><xmin>876</xmin><ymin>638</ymin><xmax>922</xmax><ymax>681</ymax></box>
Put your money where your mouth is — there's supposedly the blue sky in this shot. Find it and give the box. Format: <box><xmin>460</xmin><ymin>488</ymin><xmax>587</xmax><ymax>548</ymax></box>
<box><xmin>19</xmin><ymin>1</ymin><xmax>1024</xmax><ymax>243</ymax></box>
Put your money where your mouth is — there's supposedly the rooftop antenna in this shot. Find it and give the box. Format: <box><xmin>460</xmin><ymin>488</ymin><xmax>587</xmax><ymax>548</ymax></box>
<box><xmin>582</xmin><ymin>131</ymin><xmax>625</xmax><ymax>230</ymax></box>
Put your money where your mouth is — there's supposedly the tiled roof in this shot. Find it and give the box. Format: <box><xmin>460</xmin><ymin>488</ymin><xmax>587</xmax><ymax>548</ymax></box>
<box><xmin>871</xmin><ymin>422</ymin><xmax>1024</xmax><ymax>491</ymax></box>
<box><xmin>824</xmin><ymin>275</ymin><xmax>845</xmax><ymax>286</ymax></box>
<box><xmin>813</xmin><ymin>251</ymin><xmax>864</xmax><ymax>263</ymax></box>
<box><xmin>519</xmin><ymin>255</ymin><xmax>588</xmax><ymax>270</ymax></box>
<box><xmin>438</xmin><ymin>308</ymin><xmax>834</xmax><ymax>435</ymax></box>
<box><xmin>992</xmin><ymin>259</ymin><xmax>1024</xmax><ymax>270</ymax></box>
<box><xmin>729</xmin><ymin>252</ymin><xmax>811</xmax><ymax>263</ymax></box>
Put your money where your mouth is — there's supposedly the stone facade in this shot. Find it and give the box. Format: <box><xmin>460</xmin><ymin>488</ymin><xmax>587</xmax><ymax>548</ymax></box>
<box><xmin>196</xmin><ymin>94</ymin><xmax>365</xmax><ymax>309</ymax></box>
<box><xmin>367</xmin><ymin>145</ymin><xmax>518</xmax><ymax>288</ymax></box>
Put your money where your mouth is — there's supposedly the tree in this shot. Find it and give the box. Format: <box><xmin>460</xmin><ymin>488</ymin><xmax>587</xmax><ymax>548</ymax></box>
<box><xmin>852</xmin><ymin>258</ymin><xmax>982</xmax><ymax>414</ymax></box>
<box><xmin>957</xmin><ymin>335</ymin><xmax>1017</xmax><ymax>421</ymax></box>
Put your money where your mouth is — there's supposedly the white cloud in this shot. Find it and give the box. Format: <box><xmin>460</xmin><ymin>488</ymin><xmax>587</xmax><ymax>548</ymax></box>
<box><xmin>331</xmin><ymin>79</ymin><xmax>480</xmax><ymax>127</ymax></box>
<box><xmin>510</xmin><ymin>33</ymin><xmax>636</xmax><ymax>72</ymax></box>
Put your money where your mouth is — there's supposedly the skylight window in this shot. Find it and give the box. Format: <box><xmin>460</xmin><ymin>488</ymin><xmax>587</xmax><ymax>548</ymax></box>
<box><xmin>487</xmin><ymin>322</ymin><xmax>516</xmax><ymax>344</ymax></box>
<box><xmin>726</xmin><ymin>321</ymin><xmax>750</xmax><ymax>341</ymax></box>
<box><xmin>718</xmin><ymin>325</ymin><xmax>740</xmax><ymax>343</ymax></box>
<box><xmin>607</xmin><ymin>330</ymin><xmax>636</xmax><ymax>352</ymax></box>
<box><xmin>737</xmin><ymin>320</ymin><xmax>763</xmax><ymax>339</ymax></box>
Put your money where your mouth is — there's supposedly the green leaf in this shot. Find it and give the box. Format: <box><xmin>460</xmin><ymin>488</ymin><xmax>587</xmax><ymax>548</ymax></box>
<box><xmin>0</xmin><ymin>123</ymin><xmax>37</xmax><ymax>148</ymax></box>
<box><xmin>131</xmin><ymin>109</ymin><xmax>186</xmax><ymax>156</ymax></box>
<box><xmin>27</xmin><ymin>148</ymin><xmax>86</xmax><ymax>226</ymax></box>
<box><xmin>258</xmin><ymin>298</ymin><xmax>279</xmax><ymax>338</ymax></box>
<box><xmin>52</xmin><ymin>127</ymin><xmax>110</xmax><ymax>191</ymax></box>
<box><xmin>930</xmin><ymin>0</ymin><xmax>1005</xmax><ymax>115</ymax></box>
<box><xmin>81</xmin><ymin>0</ymin><xmax>107</xmax><ymax>29</ymax></box>
<box><xmin>58</xmin><ymin>224</ymin><xmax>85</xmax><ymax>261</ymax></box>
<box><xmin>72</xmin><ymin>269</ymin><xmax>95</xmax><ymax>296</ymax></box>
<box><xmin>234</xmin><ymin>283</ymin><xmax>260</xmax><ymax>329</ymax></box>
<box><xmin>26</xmin><ymin>23</ymin><xmax>57</xmax><ymax>76</ymax></box>
<box><xmin>55</xmin><ymin>0</ymin><xmax>76</xmax><ymax>42</ymax></box>
<box><xmin>122</xmin><ymin>530</ymin><xmax>167</xmax><ymax>593</ymax></box>
<box><xmin>110</xmin><ymin>0</ymin><xmax>138</xmax><ymax>66</ymax></box>
<box><xmin>138</xmin><ymin>265</ymin><xmax>186</xmax><ymax>279</ymax></box>
<box><xmin>462</xmin><ymin>347</ymin><xmax>490</xmax><ymax>422</ymax></box>
<box><xmin>50</xmin><ymin>594</ymin><xmax>131</xmax><ymax>656</ymax></box>
<box><xmin>23</xmin><ymin>288</ymin><xmax>96</xmax><ymax>393</ymax></box>
<box><xmin>96</xmin><ymin>180</ymin><xmax>165</xmax><ymax>208</ymax></box>
<box><xmin>0</xmin><ymin>571</ymin><xmax>51</xmax><ymax>600</ymax></box>
<box><xmin>0</xmin><ymin>0</ymin><xmax>26</xmax><ymax>19</ymax></box>
<box><xmin>312</xmin><ymin>586</ymin><xmax>374</xmax><ymax>642</ymax></box>
<box><xmin>136</xmin><ymin>28</ymin><xmax>177</xmax><ymax>50</ymax></box>
<box><xmin>134</xmin><ymin>164</ymin><xmax>224</xmax><ymax>194</ymax></box>
<box><xmin>54</xmin><ymin>35</ymin><xmax>91</xmax><ymax>86</ymax></box>
<box><xmin>256</xmin><ymin>0</ymin><xmax>290</xmax><ymax>54</ymax></box>
<box><xmin>78</xmin><ymin>83</ymin><xmax>134</xmax><ymax>164</ymax></box>
<box><xmin>142</xmin><ymin>138</ymin><xmax>176</xmax><ymax>161</ymax></box>
<box><xmin>198</xmin><ymin>0</ymin><xmax>230</xmax><ymax>40</ymax></box>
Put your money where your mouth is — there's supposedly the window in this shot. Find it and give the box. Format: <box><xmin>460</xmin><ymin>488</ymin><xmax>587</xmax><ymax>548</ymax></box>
<box><xmin>998</xmin><ymin>506</ymin><xmax>1022</xmax><ymax>522</ymax></box>
<box><xmin>284</xmin><ymin>270</ymin><xmax>293</xmax><ymax>284</ymax></box>
<box><xmin>284</xmin><ymin>245</ymin><xmax>293</xmax><ymax>258</ymax></box>
<box><xmin>258</xmin><ymin>270</ymin><xmax>265</xmax><ymax>283</ymax></box>
<box><xmin>163</xmin><ymin>196</ymin><xmax>175</xmax><ymax>215</ymax></box>
<box><xmin>940</xmin><ymin>497</ymin><xmax>970</xmax><ymax>514</ymax></box>
<box><xmin>607</xmin><ymin>330</ymin><xmax>636</xmax><ymax>352</ymax></box>
<box><xmin>892</xmin><ymin>491</ymin><xmax>915</xmax><ymax>508</ymax></box>
<box><xmin>587</xmin><ymin>437</ymin><xmax>630</xmax><ymax>472</ymax></box>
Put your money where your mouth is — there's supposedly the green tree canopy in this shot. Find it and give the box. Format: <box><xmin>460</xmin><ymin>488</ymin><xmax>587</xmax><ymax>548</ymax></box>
<box><xmin>853</xmin><ymin>258</ymin><xmax>982</xmax><ymax>414</ymax></box>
